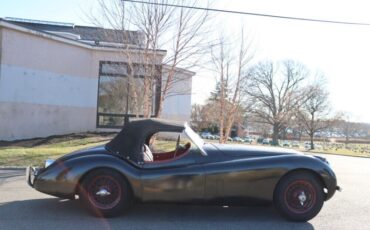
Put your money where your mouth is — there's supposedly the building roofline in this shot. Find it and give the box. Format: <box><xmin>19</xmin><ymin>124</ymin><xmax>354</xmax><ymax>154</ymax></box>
<box><xmin>0</xmin><ymin>19</ymin><xmax>167</xmax><ymax>56</ymax></box>
<box><xmin>4</xmin><ymin>17</ymin><xmax>75</xmax><ymax>28</ymax></box>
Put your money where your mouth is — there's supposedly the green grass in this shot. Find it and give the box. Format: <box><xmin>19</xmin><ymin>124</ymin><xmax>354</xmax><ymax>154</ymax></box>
<box><xmin>306</xmin><ymin>145</ymin><xmax>370</xmax><ymax>158</ymax></box>
<box><xmin>0</xmin><ymin>137</ymin><xmax>110</xmax><ymax>167</ymax></box>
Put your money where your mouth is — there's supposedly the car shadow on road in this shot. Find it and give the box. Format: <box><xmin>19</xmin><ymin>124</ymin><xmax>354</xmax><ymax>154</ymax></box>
<box><xmin>0</xmin><ymin>198</ymin><xmax>315</xmax><ymax>230</ymax></box>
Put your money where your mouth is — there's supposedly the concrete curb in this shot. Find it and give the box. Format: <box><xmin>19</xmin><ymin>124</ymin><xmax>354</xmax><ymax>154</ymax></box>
<box><xmin>0</xmin><ymin>166</ymin><xmax>26</xmax><ymax>170</ymax></box>
<box><xmin>305</xmin><ymin>151</ymin><xmax>370</xmax><ymax>159</ymax></box>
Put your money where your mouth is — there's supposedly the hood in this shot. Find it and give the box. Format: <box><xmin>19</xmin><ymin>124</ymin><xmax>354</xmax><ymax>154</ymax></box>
<box><xmin>211</xmin><ymin>143</ymin><xmax>302</xmax><ymax>158</ymax></box>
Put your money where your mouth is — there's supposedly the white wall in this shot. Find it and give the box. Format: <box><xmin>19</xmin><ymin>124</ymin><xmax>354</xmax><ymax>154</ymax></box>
<box><xmin>161</xmin><ymin>67</ymin><xmax>193</xmax><ymax>121</ymax></box>
<box><xmin>0</xmin><ymin>65</ymin><xmax>97</xmax><ymax>107</ymax></box>
<box><xmin>0</xmin><ymin>25</ymin><xmax>190</xmax><ymax>140</ymax></box>
<box><xmin>0</xmin><ymin>27</ymin><xmax>99</xmax><ymax>140</ymax></box>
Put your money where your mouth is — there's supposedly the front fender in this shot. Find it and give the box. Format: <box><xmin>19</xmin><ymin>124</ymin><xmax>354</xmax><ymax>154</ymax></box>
<box><xmin>273</xmin><ymin>154</ymin><xmax>338</xmax><ymax>200</ymax></box>
<box><xmin>34</xmin><ymin>154</ymin><xmax>142</xmax><ymax>198</ymax></box>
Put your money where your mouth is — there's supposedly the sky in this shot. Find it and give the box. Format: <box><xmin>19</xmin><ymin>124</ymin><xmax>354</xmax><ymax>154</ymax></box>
<box><xmin>1</xmin><ymin>0</ymin><xmax>370</xmax><ymax>123</ymax></box>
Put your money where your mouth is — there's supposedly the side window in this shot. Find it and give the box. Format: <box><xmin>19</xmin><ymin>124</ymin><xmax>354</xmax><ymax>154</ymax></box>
<box><xmin>141</xmin><ymin>132</ymin><xmax>197</xmax><ymax>164</ymax></box>
<box><xmin>149</xmin><ymin>132</ymin><xmax>191</xmax><ymax>153</ymax></box>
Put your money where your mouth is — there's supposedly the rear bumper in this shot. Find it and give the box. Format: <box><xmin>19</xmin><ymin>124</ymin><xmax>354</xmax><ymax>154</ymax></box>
<box><xmin>26</xmin><ymin>166</ymin><xmax>41</xmax><ymax>187</ymax></box>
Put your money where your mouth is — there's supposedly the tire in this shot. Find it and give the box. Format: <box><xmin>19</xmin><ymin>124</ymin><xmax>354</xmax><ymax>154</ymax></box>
<box><xmin>274</xmin><ymin>171</ymin><xmax>324</xmax><ymax>222</ymax></box>
<box><xmin>79</xmin><ymin>169</ymin><xmax>132</xmax><ymax>217</ymax></box>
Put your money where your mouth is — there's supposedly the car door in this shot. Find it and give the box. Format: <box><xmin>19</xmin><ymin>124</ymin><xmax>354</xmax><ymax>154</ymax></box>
<box><xmin>140</xmin><ymin>150</ymin><xmax>205</xmax><ymax>202</ymax></box>
<box><xmin>201</xmin><ymin>145</ymin><xmax>280</xmax><ymax>203</ymax></box>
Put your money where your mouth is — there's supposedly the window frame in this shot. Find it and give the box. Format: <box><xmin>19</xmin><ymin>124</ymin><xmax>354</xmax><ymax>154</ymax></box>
<box><xmin>96</xmin><ymin>61</ymin><xmax>162</xmax><ymax>128</ymax></box>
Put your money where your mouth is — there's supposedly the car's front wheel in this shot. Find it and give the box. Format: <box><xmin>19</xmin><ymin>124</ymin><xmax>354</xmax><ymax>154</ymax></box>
<box><xmin>274</xmin><ymin>171</ymin><xmax>324</xmax><ymax>222</ymax></box>
<box><xmin>79</xmin><ymin>169</ymin><xmax>132</xmax><ymax>217</ymax></box>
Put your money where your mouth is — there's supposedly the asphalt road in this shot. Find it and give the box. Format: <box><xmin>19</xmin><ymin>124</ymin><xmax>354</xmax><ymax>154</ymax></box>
<box><xmin>0</xmin><ymin>154</ymin><xmax>369</xmax><ymax>230</ymax></box>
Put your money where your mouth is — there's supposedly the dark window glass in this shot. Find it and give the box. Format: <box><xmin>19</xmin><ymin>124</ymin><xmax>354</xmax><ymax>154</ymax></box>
<box><xmin>98</xmin><ymin>76</ymin><xmax>129</xmax><ymax>114</ymax></box>
<box><xmin>97</xmin><ymin>61</ymin><xmax>160</xmax><ymax>128</ymax></box>
<box><xmin>98</xmin><ymin>115</ymin><xmax>125</xmax><ymax>127</ymax></box>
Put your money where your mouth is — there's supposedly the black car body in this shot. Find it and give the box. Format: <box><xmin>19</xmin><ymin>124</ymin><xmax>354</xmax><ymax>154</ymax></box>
<box><xmin>27</xmin><ymin>119</ymin><xmax>340</xmax><ymax>221</ymax></box>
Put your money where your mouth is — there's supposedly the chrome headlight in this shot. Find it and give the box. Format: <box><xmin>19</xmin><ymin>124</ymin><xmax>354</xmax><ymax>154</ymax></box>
<box><xmin>45</xmin><ymin>159</ymin><xmax>55</xmax><ymax>168</ymax></box>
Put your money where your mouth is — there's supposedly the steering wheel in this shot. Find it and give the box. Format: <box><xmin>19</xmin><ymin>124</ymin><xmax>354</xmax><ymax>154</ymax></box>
<box><xmin>173</xmin><ymin>135</ymin><xmax>181</xmax><ymax>159</ymax></box>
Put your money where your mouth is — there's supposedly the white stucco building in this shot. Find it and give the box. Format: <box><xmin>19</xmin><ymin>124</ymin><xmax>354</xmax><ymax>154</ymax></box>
<box><xmin>0</xmin><ymin>18</ymin><xmax>194</xmax><ymax>140</ymax></box>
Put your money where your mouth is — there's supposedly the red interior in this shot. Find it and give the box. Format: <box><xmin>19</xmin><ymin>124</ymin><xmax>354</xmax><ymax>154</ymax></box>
<box><xmin>151</xmin><ymin>142</ymin><xmax>191</xmax><ymax>162</ymax></box>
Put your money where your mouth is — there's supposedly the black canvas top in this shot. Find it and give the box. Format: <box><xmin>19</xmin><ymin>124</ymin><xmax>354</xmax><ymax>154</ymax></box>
<box><xmin>106</xmin><ymin>119</ymin><xmax>184</xmax><ymax>162</ymax></box>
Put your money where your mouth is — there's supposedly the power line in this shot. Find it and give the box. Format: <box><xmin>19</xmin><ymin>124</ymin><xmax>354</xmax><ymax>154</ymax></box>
<box><xmin>122</xmin><ymin>0</ymin><xmax>370</xmax><ymax>26</ymax></box>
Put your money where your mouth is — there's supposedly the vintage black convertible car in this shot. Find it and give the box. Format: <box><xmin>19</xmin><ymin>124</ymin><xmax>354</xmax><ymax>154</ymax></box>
<box><xmin>27</xmin><ymin>119</ymin><xmax>340</xmax><ymax>221</ymax></box>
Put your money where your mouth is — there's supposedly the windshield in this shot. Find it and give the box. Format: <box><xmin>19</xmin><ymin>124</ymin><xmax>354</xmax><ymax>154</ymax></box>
<box><xmin>184</xmin><ymin>123</ymin><xmax>207</xmax><ymax>156</ymax></box>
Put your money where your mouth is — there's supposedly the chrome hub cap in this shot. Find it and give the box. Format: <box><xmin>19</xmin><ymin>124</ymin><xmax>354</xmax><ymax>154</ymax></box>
<box><xmin>298</xmin><ymin>191</ymin><xmax>307</xmax><ymax>206</ymax></box>
<box><xmin>96</xmin><ymin>188</ymin><xmax>111</xmax><ymax>197</ymax></box>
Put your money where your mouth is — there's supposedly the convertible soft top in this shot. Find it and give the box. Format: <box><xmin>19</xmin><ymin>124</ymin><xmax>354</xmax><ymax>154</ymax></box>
<box><xmin>106</xmin><ymin>118</ymin><xmax>184</xmax><ymax>162</ymax></box>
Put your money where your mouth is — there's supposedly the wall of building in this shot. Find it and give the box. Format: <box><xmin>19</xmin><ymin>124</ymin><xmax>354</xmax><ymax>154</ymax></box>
<box><xmin>161</xmin><ymin>68</ymin><xmax>193</xmax><ymax>122</ymax></box>
<box><xmin>0</xmin><ymin>25</ymin><xmax>192</xmax><ymax>140</ymax></box>
<box><xmin>0</xmin><ymin>28</ymin><xmax>98</xmax><ymax>140</ymax></box>
<box><xmin>0</xmin><ymin>28</ymin><xmax>2</xmax><ymax>69</ymax></box>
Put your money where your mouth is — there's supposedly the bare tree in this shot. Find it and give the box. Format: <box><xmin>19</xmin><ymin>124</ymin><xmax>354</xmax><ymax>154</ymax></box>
<box><xmin>333</xmin><ymin>112</ymin><xmax>367</xmax><ymax>146</ymax></box>
<box><xmin>210</xmin><ymin>28</ymin><xmax>253</xmax><ymax>143</ymax></box>
<box><xmin>157</xmin><ymin>0</ymin><xmax>212</xmax><ymax>117</ymax></box>
<box><xmin>298</xmin><ymin>79</ymin><xmax>330</xmax><ymax>149</ymax></box>
<box><xmin>87</xmin><ymin>0</ymin><xmax>212</xmax><ymax>119</ymax></box>
<box><xmin>190</xmin><ymin>103</ymin><xmax>220</xmax><ymax>132</ymax></box>
<box><xmin>245</xmin><ymin>60</ymin><xmax>308</xmax><ymax>145</ymax></box>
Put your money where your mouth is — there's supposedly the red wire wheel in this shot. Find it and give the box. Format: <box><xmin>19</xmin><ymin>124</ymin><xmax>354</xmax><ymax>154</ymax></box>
<box><xmin>80</xmin><ymin>169</ymin><xmax>132</xmax><ymax>217</ymax></box>
<box><xmin>283</xmin><ymin>180</ymin><xmax>317</xmax><ymax>214</ymax></box>
<box><xmin>87</xmin><ymin>175</ymin><xmax>122</xmax><ymax>210</ymax></box>
<box><xmin>274</xmin><ymin>172</ymin><xmax>324</xmax><ymax>222</ymax></box>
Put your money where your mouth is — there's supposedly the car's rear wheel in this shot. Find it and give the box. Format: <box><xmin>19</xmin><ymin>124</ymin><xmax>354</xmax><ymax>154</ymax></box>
<box><xmin>274</xmin><ymin>172</ymin><xmax>324</xmax><ymax>222</ymax></box>
<box><xmin>79</xmin><ymin>169</ymin><xmax>132</xmax><ymax>217</ymax></box>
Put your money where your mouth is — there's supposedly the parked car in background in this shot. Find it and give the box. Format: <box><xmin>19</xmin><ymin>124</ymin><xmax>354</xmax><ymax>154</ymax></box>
<box><xmin>282</xmin><ymin>141</ymin><xmax>291</xmax><ymax>147</ymax></box>
<box><xmin>292</xmin><ymin>141</ymin><xmax>301</xmax><ymax>148</ymax></box>
<box><xmin>201</xmin><ymin>132</ymin><xmax>214</xmax><ymax>140</ymax></box>
<box><xmin>305</xmin><ymin>142</ymin><xmax>322</xmax><ymax>150</ymax></box>
<box><xmin>232</xmin><ymin>136</ymin><xmax>244</xmax><ymax>142</ymax></box>
<box><xmin>257</xmin><ymin>137</ymin><xmax>265</xmax><ymax>144</ymax></box>
<box><xmin>244</xmin><ymin>137</ymin><xmax>253</xmax><ymax>144</ymax></box>
<box><xmin>262</xmin><ymin>139</ymin><xmax>270</xmax><ymax>145</ymax></box>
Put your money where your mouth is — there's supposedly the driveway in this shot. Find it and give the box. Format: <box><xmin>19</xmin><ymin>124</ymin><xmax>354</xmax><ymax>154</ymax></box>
<box><xmin>0</xmin><ymin>154</ymin><xmax>369</xmax><ymax>230</ymax></box>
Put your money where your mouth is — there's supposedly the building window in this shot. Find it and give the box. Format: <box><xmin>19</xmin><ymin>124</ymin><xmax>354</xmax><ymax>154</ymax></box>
<box><xmin>97</xmin><ymin>61</ymin><xmax>161</xmax><ymax>128</ymax></box>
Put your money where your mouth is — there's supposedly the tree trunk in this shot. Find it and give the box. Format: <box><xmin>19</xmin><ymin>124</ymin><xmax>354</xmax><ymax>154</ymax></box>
<box><xmin>310</xmin><ymin>133</ymin><xmax>314</xmax><ymax>150</ymax></box>
<box><xmin>310</xmin><ymin>112</ymin><xmax>315</xmax><ymax>150</ymax></box>
<box><xmin>272</xmin><ymin>124</ymin><xmax>279</xmax><ymax>145</ymax></box>
<box><xmin>345</xmin><ymin>123</ymin><xmax>350</xmax><ymax>147</ymax></box>
<box><xmin>142</xmin><ymin>77</ymin><xmax>152</xmax><ymax>118</ymax></box>
<box><xmin>218</xmin><ymin>85</ymin><xmax>225</xmax><ymax>143</ymax></box>
<box><xmin>223</xmin><ymin>121</ymin><xmax>232</xmax><ymax>144</ymax></box>
<box><xmin>298</xmin><ymin>127</ymin><xmax>303</xmax><ymax>141</ymax></box>
<box><xmin>223</xmin><ymin>104</ymin><xmax>239</xmax><ymax>143</ymax></box>
<box><xmin>155</xmin><ymin>67</ymin><xmax>176</xmax><ymax>118</ymax></box>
